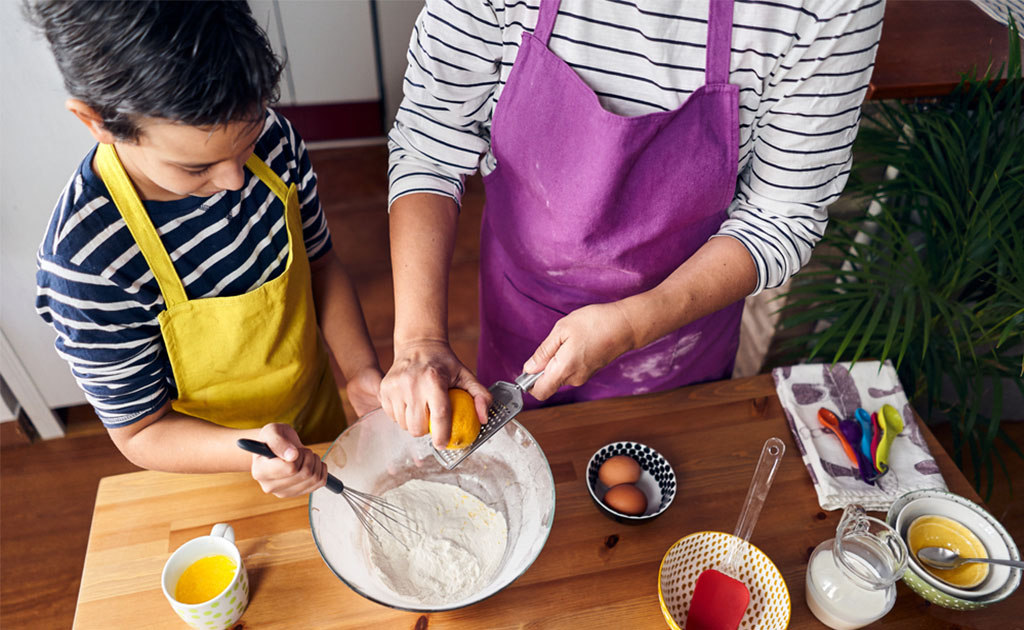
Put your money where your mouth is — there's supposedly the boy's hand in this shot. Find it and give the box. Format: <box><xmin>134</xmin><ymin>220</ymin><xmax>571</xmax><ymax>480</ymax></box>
<box><xmin>345</xmin><ymin>366</ymin><xmax>383</xmax><ymax>418</ymax></box>
<box><xmin>249</xmin><ymin>423</ymin><xmax>327</xmax><ymax>498</ymax></box>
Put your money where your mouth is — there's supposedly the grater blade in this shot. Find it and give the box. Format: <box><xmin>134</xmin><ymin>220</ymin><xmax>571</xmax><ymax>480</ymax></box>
<box><xmin>431</xmin><ymin>372</ymin><xmax>541</xmax><ymax>470</ymax></box>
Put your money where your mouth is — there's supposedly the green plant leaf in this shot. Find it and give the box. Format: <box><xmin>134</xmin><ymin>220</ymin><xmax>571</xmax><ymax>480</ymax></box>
<box><xmin>879</xmin><ymin>289</ymin><xmax>905</xmax><ymax>363</ymax></box>
<box><xmin>896</xmin><ymin>296</ymin><xmax>916</xmax><ymax>370</ymax></box>
<box><xmin>832</xmin><ymin>298</ymin><xmax>874</xmax><ymax>365</ymax></box>
<box><xmin>851</xmin><ymin>291</ymin><xmax>889</xmax><ymax>364</ymax></box>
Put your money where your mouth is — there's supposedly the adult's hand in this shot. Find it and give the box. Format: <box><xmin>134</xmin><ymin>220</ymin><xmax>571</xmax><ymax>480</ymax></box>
<box><xmin>380</xmin><ymin>339</ymin><xmax>490</xmax><ymax>449</ymax></box>
<box><xmin>248</xmin><ymin>423</ymin><xmax>327</xmax><ymax>498</ymax></box>
<box><xmin>523</xmin><ymin>301</ymin><xmax>639</xmax><ymax>400</ymax></box>
<box><xmin>523</xmin><ymin>237</ymin><xmax>759</xmax><ymax>400</ymax></box>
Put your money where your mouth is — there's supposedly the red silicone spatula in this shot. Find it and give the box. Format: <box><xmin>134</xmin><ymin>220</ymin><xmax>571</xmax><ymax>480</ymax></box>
<box><xmin>686</xmin><ymin>437</ymin><xmax>786</xmax><ymax>630</ymax></box>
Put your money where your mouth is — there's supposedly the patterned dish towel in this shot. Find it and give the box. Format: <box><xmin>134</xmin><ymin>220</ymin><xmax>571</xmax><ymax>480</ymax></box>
<box><xmin>772</xmin><ymin>360</ymin><xmax>947</xmax><ymax>512</ymax></box>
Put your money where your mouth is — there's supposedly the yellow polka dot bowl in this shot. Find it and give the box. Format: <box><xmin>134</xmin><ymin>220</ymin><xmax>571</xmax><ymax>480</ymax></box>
<box><xmin>658</xmin><ymin>531</ymin><xmax>790</xmax><ymax>630</ymax></box>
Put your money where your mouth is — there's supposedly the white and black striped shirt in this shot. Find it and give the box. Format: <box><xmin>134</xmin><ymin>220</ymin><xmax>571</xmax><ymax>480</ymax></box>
<box><xmin>387</xmin><ymin>0</ymin><xmax>885</xmax><ymax>294</ymax></box>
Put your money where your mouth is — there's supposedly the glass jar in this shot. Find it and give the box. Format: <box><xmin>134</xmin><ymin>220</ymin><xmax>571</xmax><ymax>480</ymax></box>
<box><xmin>805</xmin><ymin>504</ymin><xmax>908</xmax><ymax>630</ymax></box>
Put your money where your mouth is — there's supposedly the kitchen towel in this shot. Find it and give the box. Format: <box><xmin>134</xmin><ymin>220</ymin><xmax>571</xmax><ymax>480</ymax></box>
<box><xmin>773</xmin><ymin>360</ymin><xmax>947</xmax><ymax>512</ymax></box>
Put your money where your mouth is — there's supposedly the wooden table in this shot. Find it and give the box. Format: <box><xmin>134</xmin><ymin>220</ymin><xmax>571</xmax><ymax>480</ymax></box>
<box><xmin>868</xmin><ymin>0</ymin><xmax>1013</xmax><ymax>100</ymax></box>
<box><xmin>73</xmin><ymin>374</ymin><xmax>1018</xmax><ymax>629</ymax></box>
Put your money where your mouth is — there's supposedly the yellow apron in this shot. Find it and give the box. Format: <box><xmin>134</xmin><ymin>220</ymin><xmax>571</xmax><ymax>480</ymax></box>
<box><xmin>94</xmin><ymin>143</ymin><xmax>345</xmax><ymax>444</ymax></box>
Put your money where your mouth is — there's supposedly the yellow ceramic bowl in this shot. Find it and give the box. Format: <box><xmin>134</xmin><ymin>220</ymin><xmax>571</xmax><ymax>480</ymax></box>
<box><xmin>657</xmin><ymin>531</ymin><xmax>790</xmax><ymax>630</ymax></box>
<box><xmin>907</xmin><ymin>514</ymin><xmax>989</xmax><ymax>589</ymax></box>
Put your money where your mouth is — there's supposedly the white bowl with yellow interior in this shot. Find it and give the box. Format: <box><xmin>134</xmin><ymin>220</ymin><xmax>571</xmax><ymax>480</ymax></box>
<box><xmin>887</xmin><ymin>489</ymin><xmax>1020</xmax><ymax>609</ymax></box>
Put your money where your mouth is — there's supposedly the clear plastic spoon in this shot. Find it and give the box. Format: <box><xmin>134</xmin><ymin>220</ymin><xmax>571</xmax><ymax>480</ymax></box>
<box><xmin>686</xmin><ymin>437</ymin><xmax>786</xmax><ymax>630</ymax></box>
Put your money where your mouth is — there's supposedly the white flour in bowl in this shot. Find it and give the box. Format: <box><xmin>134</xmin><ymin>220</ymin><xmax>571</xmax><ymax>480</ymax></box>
<box><xmin>368</xmin><ymin>478</ymin><xmax>508</xmax><ymax>604</ymax></box>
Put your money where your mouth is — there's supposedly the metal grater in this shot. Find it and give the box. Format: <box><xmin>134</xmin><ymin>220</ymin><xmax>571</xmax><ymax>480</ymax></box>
<box><xmin>431</xmin><ymin>372</ymin><xmax>541</xmax><ymax>470</ymax></box>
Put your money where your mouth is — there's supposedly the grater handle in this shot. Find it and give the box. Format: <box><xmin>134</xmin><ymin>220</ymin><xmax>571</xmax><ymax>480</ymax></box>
<box><xmin>514</xmin><ymin>371</ymin><xmax>543</xmax><ymax>392</ymax></box>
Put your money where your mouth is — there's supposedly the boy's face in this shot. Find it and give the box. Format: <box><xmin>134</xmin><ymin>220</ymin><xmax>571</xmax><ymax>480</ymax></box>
<box><xmin>114</xmin><ymin>117</ymin><xmax>265</xmax><ymax>202</ymax></box>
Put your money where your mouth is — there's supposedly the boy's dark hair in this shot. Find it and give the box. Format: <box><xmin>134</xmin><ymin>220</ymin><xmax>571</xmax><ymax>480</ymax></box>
<box><xmin>26</xmin><ymin>0</ymin><xmax>283</xmax><ymax>141</ymax></box>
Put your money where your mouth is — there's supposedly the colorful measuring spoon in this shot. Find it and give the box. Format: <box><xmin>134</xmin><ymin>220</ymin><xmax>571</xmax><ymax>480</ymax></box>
<box><xmin>874</xmin><ymin>404</ymin><xmax>904</xmax><ymax>473</ymax></box>
<box><xmin>839</xmin><ymin>418</ymin><xmax>874</xmax><ymax>485</ymax></box>
<box><xmin>870</xmin><ymin>412</ymin><xmax>883</xmax><ymax>470</ymax></box>
<box><xmin>856</xmin><ymin>407</ymin><xmax>887</xmax><ymax>481</ymax></box>
<box><xmin>817</xmin><ymin>408</ymin><xmax>859</xmax><ymax>468</ymax></box>
<box><xmin>854</xmin><ymin>408</ymin><xmax>874</xmax><ymax>462</ymax></box>
<box><xmin>868</xmin><ymin>411</ymin><xmax>884</xmax><ymax>456</ymax></box>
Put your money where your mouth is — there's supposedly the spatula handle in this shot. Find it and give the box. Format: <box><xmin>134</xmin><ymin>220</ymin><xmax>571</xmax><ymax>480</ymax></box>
<box><xmin>724</xmin><ymin>437</ymin><xmax>786</xmax><ymax>570</ymax></box>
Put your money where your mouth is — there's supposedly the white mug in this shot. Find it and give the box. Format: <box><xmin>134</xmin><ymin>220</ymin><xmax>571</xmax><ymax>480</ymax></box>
<box><xmin>161</xmin><ymin>523</ymin><xmax>249</xmax><ymax>629</ymax></box>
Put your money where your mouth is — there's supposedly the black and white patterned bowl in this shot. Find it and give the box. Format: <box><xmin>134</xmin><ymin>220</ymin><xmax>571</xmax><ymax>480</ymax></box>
<box><xmin>586</xmin><ymin>441</ymin><xmax>676</xmax><ymax>524</ymax></box>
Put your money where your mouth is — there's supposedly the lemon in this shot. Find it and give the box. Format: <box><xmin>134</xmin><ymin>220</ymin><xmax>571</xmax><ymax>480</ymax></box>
<box><xmin>428</xmin><ymin>388</ymin><xmax>481</xmax><ymax>450</ymax></box>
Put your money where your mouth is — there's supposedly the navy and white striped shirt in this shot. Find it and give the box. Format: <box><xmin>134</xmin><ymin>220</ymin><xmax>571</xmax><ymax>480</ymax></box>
<box><xmin>388</xmin><ymin>0</ymin><xmax>885</xmax><ymax>294</ymax></box>
<box><xmin>36</xmin><ymin>109</ymin><xmax>332</xmax><ymax>427</ymax></box>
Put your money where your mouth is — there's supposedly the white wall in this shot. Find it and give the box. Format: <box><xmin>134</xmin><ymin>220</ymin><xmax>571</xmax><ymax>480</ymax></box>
<box><xmin>376</xmin><ymin>0</ymin><xmax>425</xmax><ymax>129</ymax></box>
<box><xmin>1</xmin><ymin>1</ymin><xmax>95</xmax><ymax>411</ymax></box>
<box><xmin>249</xmin><ymin>0</ymin><xmax>380</xmax><ymax>107</ymax></box>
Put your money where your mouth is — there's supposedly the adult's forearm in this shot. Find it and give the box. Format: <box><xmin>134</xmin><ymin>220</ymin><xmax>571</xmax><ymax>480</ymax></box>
<box><xmin>618</xmin><ymin>235</ymin><xmax>758</xmax><ymax>350</ymax></box>
<box><xmin>389</xmin><ymin>193</ymin><xmax>460</xmax><ymax>348</ymax></box>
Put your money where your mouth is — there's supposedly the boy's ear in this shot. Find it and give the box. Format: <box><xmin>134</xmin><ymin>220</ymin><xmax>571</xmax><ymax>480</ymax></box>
<box><xmin>65</xmin><ymin>99</ymin><xmax>119</xmax><ymax>144</ymax></box>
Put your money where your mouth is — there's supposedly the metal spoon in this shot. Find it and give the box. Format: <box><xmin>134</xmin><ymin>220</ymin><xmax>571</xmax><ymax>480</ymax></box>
<box><xmin>917</xmin><ymin>546</ymin><xmax>1024</xmax><ymax>570</ymax></box>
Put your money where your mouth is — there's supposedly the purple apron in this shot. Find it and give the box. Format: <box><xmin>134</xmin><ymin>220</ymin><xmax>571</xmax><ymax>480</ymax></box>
<box><xmin>478</xmin><ymin>0</ymin><xmax>742</xmax><ymax>407</ymax></box>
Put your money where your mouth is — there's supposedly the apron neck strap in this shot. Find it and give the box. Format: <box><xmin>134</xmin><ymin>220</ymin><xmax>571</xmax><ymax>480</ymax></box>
<box><xmin>93</xmin><ymin>145</ymin><xmax>290</xmax><ymax>309</ymax></box>
<box><xmin>94</xmin><ymin>143</ymin><xmax>189</xmax><ymax>307</ymax></box>
<box><xmin>706</xmin><ymin>0</ymin><xmax>735</xmax><ymax>85</ymax></box>
<box><xmin>534</xmin><ymin>0</ymin><xmax>562</xmax><ymax>45</ymax></box>
<box><xmin>244</xmin><ymin>152</ymin><xmax>290</xmax><ymax>203</ymax></box>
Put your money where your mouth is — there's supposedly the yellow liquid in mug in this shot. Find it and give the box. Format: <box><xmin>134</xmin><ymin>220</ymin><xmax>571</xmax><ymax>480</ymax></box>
<box><xmin>175</xmin><ymin>555</ymin><xmax>237</xmax><ymax>604</ymax></box>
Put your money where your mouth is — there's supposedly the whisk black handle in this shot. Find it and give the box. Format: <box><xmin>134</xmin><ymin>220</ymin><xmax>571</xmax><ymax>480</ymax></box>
<box><xmin>237</xmin><ymin>438</ymin><xmax>275</xmax><ymax>458</ymax></box>
<box><xmin>236</xmin><ymin>439</ymin><xmax>345</xmax><ymax>494</ymax></box>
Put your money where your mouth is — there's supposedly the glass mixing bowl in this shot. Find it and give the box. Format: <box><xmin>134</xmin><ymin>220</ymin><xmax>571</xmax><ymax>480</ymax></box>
<box><xmin>308</xmin><ymin>408</ymin><xmax>555</xmax><ymax>611</ymax></box>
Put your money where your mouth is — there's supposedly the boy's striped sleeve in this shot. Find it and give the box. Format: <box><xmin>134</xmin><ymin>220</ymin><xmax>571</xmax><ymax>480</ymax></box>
<box><xmin>36</xmin><ymin>251</ymin><xmax>170</xmax><ymax>426</ymax></box>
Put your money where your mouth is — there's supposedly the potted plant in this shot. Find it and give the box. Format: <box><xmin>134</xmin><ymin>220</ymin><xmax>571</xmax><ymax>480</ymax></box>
<box><xmin>776</xmin><ymin>21</ymin><xmax>1023</xmax><ymax>499</ymax></box>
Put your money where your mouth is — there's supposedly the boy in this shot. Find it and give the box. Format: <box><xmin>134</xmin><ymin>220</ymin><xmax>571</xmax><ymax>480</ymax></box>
<box><xmin>28</xmin><ymin>1</ymin><xmax>382</xmax><ymax>498</ymax></box>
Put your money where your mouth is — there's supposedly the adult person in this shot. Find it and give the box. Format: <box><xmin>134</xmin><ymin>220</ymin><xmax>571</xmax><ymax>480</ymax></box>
<box><xmin>380</xmin><ymin>0</ymin><xmax>884</xmax><ymax>447</ymax></box>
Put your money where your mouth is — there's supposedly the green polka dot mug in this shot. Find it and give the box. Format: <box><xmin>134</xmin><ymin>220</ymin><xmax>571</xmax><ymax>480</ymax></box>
<box><xmin>161</xmin><ymin>523</ymin><xmax>249</xmax><ymax>630</ymax></box>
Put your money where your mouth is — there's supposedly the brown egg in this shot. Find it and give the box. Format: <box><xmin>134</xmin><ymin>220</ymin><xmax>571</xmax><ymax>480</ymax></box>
<box><xmin>603</xmin><ymin>483</ymin><xmax>648</xmax><ymax>516</ymax></box>
<box><xmin>598</xmin><ymin>455</ymin><xmax>642</xmax><ymax>487</ymax></box>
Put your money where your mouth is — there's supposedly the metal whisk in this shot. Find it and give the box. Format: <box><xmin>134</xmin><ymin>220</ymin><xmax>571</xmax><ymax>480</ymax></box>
<box><xmin>236</xmin><ymin>439</ymin><xmax>417</xmax><ymax>547</ymax></box>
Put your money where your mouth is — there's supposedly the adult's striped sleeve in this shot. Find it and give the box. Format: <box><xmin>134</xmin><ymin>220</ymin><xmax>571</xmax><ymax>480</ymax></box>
<box><xmin>717</xmin><ymin>1</ymin><xmax>884</xmax><ymax>294</ymax></box>
<box><xmin>387</xmin><ymin>0</ymin><xmax>504</xmax><ymax>208</ymax></box>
